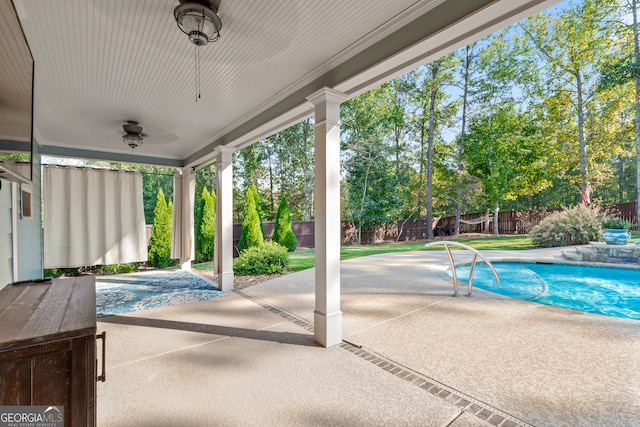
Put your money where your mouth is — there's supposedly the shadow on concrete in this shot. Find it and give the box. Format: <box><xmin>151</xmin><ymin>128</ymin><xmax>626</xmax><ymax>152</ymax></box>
<box><xmin>98</xmin><ymin>315</ymin><xmax>317</xmax><ymax>347</ymax></box>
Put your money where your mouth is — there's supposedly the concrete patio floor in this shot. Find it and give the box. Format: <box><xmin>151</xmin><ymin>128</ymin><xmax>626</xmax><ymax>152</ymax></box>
<box><xmin>97</xmin><ymin>247</ymin><xmax>640</xmax><ymax>426</ymax></box>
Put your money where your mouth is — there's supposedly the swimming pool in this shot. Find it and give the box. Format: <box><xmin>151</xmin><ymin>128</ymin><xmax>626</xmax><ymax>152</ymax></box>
<box><xmin>452</xmin><ymin>262</ymin><xmax>640</xmax><ymax>320</ymax></box>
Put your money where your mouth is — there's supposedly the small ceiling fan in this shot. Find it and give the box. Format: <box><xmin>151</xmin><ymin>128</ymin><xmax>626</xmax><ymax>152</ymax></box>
<box><xmin>122</xmin><ymin>121</ymin><xmax>147</xmax><ymax>149</ymax></box>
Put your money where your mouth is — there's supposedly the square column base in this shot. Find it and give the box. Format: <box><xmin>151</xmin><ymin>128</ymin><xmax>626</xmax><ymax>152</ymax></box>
<box><xmin>218</xmin><ymin>271</ymin><xmax>234</xmax><ymax>292</ymax></box>
<box><xmin>314</xmin><ymin>310</ymin><xmax>343</xmax><ymax>348</ymax></box>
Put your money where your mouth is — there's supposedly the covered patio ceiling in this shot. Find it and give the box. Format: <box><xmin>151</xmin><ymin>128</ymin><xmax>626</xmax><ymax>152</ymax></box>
<box><xmin>14</xmin><ymin>0</ymin><xmax>560</xmax><ymax>169</ymax></box>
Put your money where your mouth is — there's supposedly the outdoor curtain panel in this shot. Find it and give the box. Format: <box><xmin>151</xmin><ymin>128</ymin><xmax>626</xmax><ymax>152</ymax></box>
<box><xmin>171</xmin><ymin>172</ymin><xmax>195</xmax><ymax>261</ymax></box>
<box><xmin>43</xmin><ymin>165</ymin><xmax>148</xmax><ymax>268</ymax></box>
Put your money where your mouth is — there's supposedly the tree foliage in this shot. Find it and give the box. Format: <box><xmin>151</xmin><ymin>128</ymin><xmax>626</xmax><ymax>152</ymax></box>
<box><xmin>148</xmin><ymin>188</ymin><xmax>175</xmax><ymax>268</ymax></box>
<box><xmin>341</xmin><ymin>85</ymin><xmax>405</xmax><ymax>244</ymax></box>
<box><xmin>233</xmin><ymin>120</ymin><xmax>315</xmax><ymax>222</ymax></box>
<box><xmin>272</xmin><ymin>195</ymin><xmax>298</xmax><ymax>252</ymax></box>
<box><xmin>412</xmin><ymin>53</ymin><xmax>460</xmax><ymax>238</ymax></box>
<box><xmin>196</xmin><ymin>1</ymin><xmax>639</xmax><ymax>242</ymax></box>
<box><xmin>465</xmin><ymin>103</ymin><xmax>551</xmax><ymax>218</ymax></box>
<box><xmin>519</xmin><ymin>0</ymin><xmax>621</xmax><ymax>198</ymax></box>
<box><xmin>237</xmin><ymin>185</ymin><xmax>264</xmax><ymax>253</ymax></box>
<box><xmin>195</xmin><ymin>187</ymin><xmax>216</xmax><ymax>262</ymax></box>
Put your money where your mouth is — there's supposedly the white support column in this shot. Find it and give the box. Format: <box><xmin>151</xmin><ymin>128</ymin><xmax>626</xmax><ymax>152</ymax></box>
<box><xmin>307</xmin><ymin>87</ymin><xmax>347</xmax><ymax>348</ymax></box>
<box><xmin>173</xmin><ymin>167</ymin><xmax>195</xmax><ymax>271</ymax></box>
<box><xmin>214</xmin><ymin>147</ymin><xmax>234</xmax><ymax>291</ymax></box>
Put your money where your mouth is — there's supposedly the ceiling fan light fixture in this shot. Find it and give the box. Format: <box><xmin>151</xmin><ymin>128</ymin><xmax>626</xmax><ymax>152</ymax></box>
<box><xmin>174</xmin><ymin>0</ymin><xmax>222</xmax><ymax>101</ymax></box>
<box><xmin>174</xmin><ymin>0</ymin><xmax>222</xmax><ymax>46</ymax></box>
<box><xmin>122</xmin><ymin>121</ymin><xmax>144</xmax><ymax>149</ymax></box>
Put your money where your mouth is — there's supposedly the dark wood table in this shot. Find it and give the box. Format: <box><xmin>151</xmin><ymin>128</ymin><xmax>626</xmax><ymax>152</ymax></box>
<box><xmin>0</xmin><ymin>276</ymin><xmax>98</xmax><ymax>427</ymax></box>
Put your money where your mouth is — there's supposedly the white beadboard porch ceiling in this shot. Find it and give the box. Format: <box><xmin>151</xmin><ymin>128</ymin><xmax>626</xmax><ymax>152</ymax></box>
<box><xmin>12</xmin><ymin>0</ymin><xmax>560</xmax><ymax>168</ymax></box>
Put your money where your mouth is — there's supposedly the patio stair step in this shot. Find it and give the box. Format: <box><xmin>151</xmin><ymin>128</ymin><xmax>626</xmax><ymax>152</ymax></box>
<box><xmin>562</xmin><ymin>243</ymin><xmax>640</xmax><ymax>265</ymax></box>
<box><xmin>561</xmin><ymin>250</ymin><xmax>583</xmax><ymax>261</ymax></box>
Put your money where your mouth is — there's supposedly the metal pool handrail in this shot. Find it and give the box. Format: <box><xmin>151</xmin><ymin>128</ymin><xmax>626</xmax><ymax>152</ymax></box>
<box><xmin>424</xmin><ymin>241</ymin><xmax>501</xmax><ymax>297</ymax></box>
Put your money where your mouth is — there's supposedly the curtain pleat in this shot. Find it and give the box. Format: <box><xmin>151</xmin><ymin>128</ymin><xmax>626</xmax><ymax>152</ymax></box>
<box><xmin>171</xmin><ymin>172</ymin><xmax>195</xmax><ymax>260</ymax></box>
<box><xmin>43</xmin><ymin>166</ymin><xmax>148</xmax><ymax>268</ymax></box>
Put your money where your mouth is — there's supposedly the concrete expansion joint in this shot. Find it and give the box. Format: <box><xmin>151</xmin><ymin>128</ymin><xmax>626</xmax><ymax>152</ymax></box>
<box><xmin>338</xmin><ymin>341</ymin><xmax>533</xmax><ymax>427</ymax></box>
<box><xmin>235</xmin><ymin>289</ymin><xmax>532</xmax><ymax>427</ymax></box>
<box><xmin>233</xmin><ymin>289</ymin><xmax>315</xmax><ymax>333</ymax></box>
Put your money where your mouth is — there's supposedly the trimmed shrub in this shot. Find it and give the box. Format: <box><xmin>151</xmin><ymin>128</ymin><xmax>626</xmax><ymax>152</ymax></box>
<box><xmin>196</xmin><ymin>187</ymin><xmax>216</xmax><ymax>262</ymax></box>
<box><xmin>279</xmin><ymin>228</ymin><xmax>298</xmax><ymax>252</ymax></box>
<box><xmin>233</xmin><ymin>241</ymin><xmax>289</xmax><ymax>275</ymax></box>
<box><xmin>148</xmin><ymin>189</ymin><xmax>175</xmax><ymax>268</ymax></box>
<box><xmin>237</xmin><ymin>185</ymin><xmax>264</xmax><ymax>253</ymax></box>
<box><xmin>272</xmin><ymin>195</ymin><xmax>298</xmax><ymax>252</ymax></box>
<box><xmin>530</xmin><ymin>205</ymin><xmax>608</xmax><ymax>247</ymax></box>
<box><xmin>98</xmin><ymin>263</ymin><xmax>139</xmax><ymax>275</ymax></box>
<box><xmin>44</xmin><ymin>263</ymin><xmax>139</xmax><ymax>278</ymax></box>
<box><xmin>251</xmin><ymin>185</ymin><xmax>266</xmax><ymax>239</ymax></box>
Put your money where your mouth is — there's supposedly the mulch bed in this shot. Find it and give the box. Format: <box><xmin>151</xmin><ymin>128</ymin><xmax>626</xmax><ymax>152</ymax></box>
<box><xmin>197</xmin><ymin>269</ymin><xmax>289</xmax><ymax>289</ymax></box>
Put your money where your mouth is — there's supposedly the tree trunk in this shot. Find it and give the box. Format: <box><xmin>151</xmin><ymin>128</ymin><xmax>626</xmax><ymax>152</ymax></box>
<box><xmin>493</xmin><ymin>201</ymin><xmax>500</xmax><ymax>236</ymax></box>
<box><xmin>455</xmin><ymin>202</ymin><xmax>462</xmax><ymax>235</ymax></box>
<box><xmin>633</xmin><ymin>0</ymin><xmax>640</xmax><ymax>224</ymax></box>
<box><xmin>459</xmin><ymin>45</ymin><xmax>471</xmax><ymax>169</ymax></box>
<box><xmin>484</xmin><ymin>209</ymin><xmax>491</xmax><ymax>234</ymax></box>
<box><xmin>620</xmin><ymin>155</ymin><xmax>625</xmax><ymax>203</ymax></box>
<box><xmin>302</xmin><ymin>119</ymin><xmax>313</xmax><ymax>221</ymax></box>
<box><xmin>426</xmin><ymin>65</ymin><xmax>439</xmax><ymax>240</ymax></box>
<box><xmin>426</xmin><ymin>88</ymin><xmax>437</xmax><ymax>239</ymax></box>
<box><xmin>455</xmin><ymin>45</ymin><xmax>472</xmax><ymax>237</ymax></box>
<box><xmin>576</xmin><ymin>72</ymin><xmax>589</xmax><ymax>198</ymax></box>
<box><xmin>267</xmin><ymin>142</ymin><xmax>275</xmax><ymax>218</ymax></box>
<box><xmin>419</xmin><ymin>120</ymin><xmax>426</xmax><ymax>220</ymax></box>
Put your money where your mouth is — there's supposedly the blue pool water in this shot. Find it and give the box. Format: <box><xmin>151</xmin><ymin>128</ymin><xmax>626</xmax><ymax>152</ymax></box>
<box><xmin>453</xmin><ymin>262</ymin><xmax>640</xmax><ymax>320</ymax></box>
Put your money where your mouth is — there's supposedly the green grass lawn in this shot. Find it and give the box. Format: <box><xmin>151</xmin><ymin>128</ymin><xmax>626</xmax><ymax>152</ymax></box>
<box><xmin>195</xmin><ymin>232</ymin><xmax>640</xmax><ymax>274</ymax></box>
<box><xmin>288</xmin><ymin>235</ymin><xmax>534</xmax><ymax>271</ymax></box>
<box><xmin>193</xmin><ymin>234</ymin><xmax>535</xmax><ymax>273</ymax></box>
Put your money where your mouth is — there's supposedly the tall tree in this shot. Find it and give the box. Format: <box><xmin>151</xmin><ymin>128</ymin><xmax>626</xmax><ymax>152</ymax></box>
<box><xmin>269</xmin><ymin>120</ymin><xmax>315</xmax><ymax>221</ymax></box>
<box><xmin>465</xmin><ymin>104</ymin><xmax>551</xmax><ymax>235</ymax></box>
<box><xmin>237</xmin><ymin>185</ymin><xmax>264</xmax><ymax>253</ymax></box>
<box><xmin>341</xmin><ymin>86</ymin><xmax>402</xmax><ymax>244</ymax></box>
<box><xmin>299</xmin><ymin>119</ymin><xmax>315</xmax><ymax>221</ymax></box>
<box><xmin>384</xmin><ymin>74</ymin><xmax>416</xmax><ymax>177</ymax></box>
<box><xmin>272</xmin><ymin>195</ymin><xmax>298</xmax><ymax>252</ymax></box>
<box><xmin>453</xmin><ymin>43</ymin><xmax>478</xmax><ymax>234</ymax></box>
<box><xmin>600</xmin><ymin>0</ymin><xmax>640</xmax><ymax>212</ymax></box>
<box><xmin>519</xmin><ymin>0</ymin><xmax>620</xmax><ymax>202</ymax></box>
<box><xmin>196</xmin><ymin>187</ymin><xmax>216</xmax><ymax>262</ymax></box>
<box><xmin>413</xmin><ymin>54</ymin><xmax>460</xmax><ymax>238</ymax></box>
<box><xmin>148</xmin><ymin>189</ymin><xmax>174</xmax><ymax>268</ymax></box>
<box><xmin>233</xmin><ymin>143</ymin><xmax>265</xmax><ymax>221</ymax></box>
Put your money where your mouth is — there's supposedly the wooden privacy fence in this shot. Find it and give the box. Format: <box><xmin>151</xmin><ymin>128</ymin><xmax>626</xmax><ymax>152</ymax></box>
<box><xmin>232</xmin><ymin>221</ymin><xmax>316</xmax><ymax>251</ymax></box>
<box><xmin>232</xmin><ymin>219</ymin><xmax>438</xmax><ymax>249</ymax></box>
<box><xmin>436</xmin><ymin>202</ymin><xmax>638</xmax><ymax>236</ymax></box>
<box><xmin>230</xmin><ymin>202</ymin><xmax>639</xmax><ymax>248</ymax></box>
<box><xmin>145</xmin><ymin>202</ymin><xmax>639</xmax><ymax>249</ymax></box>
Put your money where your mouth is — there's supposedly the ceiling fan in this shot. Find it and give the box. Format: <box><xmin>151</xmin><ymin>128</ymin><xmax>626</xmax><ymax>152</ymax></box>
<box><xmin>122</xmin><ymin>121</ymin><xmax>146</xmax><ymax>149</ymax></box>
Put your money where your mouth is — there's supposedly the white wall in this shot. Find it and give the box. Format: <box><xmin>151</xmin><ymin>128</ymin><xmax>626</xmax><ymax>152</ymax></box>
<box><xmin>17</xmin><ymin>141</ymin><xmax>43</xmax><ymax>281</ymax></box>
<box><xmin>0</xmin><ymin>140</ymin><xmax>43</xmax><ymax>289</ymax></box>
<box><xmin>0</xmin><ymin>177</ymin><xmax>13</xmax><ymax>287</ymax></box>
